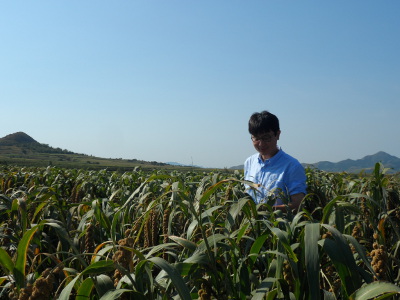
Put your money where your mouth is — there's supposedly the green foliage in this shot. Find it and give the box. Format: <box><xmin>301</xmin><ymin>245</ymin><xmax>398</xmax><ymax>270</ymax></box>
<box><xmin>0</xmin><ymin>164</ymin><xmax>399</xmax><ymax>299</ymax></box>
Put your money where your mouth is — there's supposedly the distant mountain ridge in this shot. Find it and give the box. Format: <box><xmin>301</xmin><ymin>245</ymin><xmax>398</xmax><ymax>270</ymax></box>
<box><xmin>1</xmin><ymin>133</ymin><xmax>399</xmax><ymax>173</ymax></box>
<box><xmin>307</xmin><ymin>151</ymin><xmax>400</xmax><ymax>173</ymax></box>
<box><xmin>230</xmin><ymin>151</ymin><xmax>400</xmax><ymax>173</ymax></box>
<box><xmin>166</xmin><ymin>162</ymin><xmax>203</xmax><ymax>168</ymax></box>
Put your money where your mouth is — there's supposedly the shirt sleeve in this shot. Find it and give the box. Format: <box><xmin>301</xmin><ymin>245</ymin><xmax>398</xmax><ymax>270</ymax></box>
<box><xmin>287</xmin><ymin>163</ymin><xmax>307</xmax><ymax>196</ymax></box>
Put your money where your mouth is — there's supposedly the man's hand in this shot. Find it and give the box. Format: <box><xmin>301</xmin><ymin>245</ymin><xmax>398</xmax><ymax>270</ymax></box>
<box><xmin>273</xmin><ymin>193</ymin><xmax>305</xmax><ymax>213</ymax></box>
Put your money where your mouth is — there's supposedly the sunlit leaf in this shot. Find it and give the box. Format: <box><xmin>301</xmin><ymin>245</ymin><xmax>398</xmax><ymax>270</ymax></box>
<box><xmin>322</xmin><ymin>225</ymin><xmax>362</xmax><ymax>296</ymax></box>
<box><xmin>0</xmin><ymin>247</ymin><xmax>14</xmax><ymax>274</ymax></box>
<box><xmin>249</xmin><ymin>234</ymin><xmax>269</xmax><ymax>264</ymax></box>
<box><xmin>268</xmin><ymin>226</ymin><xmax>298</xmax><ymax>262</ymax></box>
<box><xmin>169</xmin><ymin>235</ymin><xmax>197</xmax><ymax>251</ymax></box>
<box><xmin>93</xmin><ymin>274</ymin><xmax>115</xmax><ymax>298</ymax></box>
<box><xmin>76</xmin><ymin>277</ymin><xmax>94</xmax><ymax>300</ymax></box>
<box><xmin>149</xmin><ymin>257</ymin><xmax>191</xmax><ymax>300</ymax></box>
<box><xmin>305</xmin><ymin>223</ymin><xmax>320</xmax><ymax>300</ymax></box>
<box><xmin>81</xmin><ymin>260</ymin><xmax>115</xmax><ymax>275</ymax></box>
<box><xmin>349</xmin><ymin>281</ymin><xmax>400</xmax><ymax>300</ymax></box>
<box><xmin>251</xmin><ymin>277</ymin><xmax>278</xmax><ymax>300</ymax></box>
<box><xmin>58</xmin><ymin>275</ymin><xmax>81</xmax><ymax>300</ymax></box>
<box><xmin>14</xmin><ymin>224</ymin><xmax>41</xmax><ymax>289</ymax></box>
<box><xmin>99</xmin><ymin>289</ymin><xmax>135</xmax><ymax>300</ymax></box>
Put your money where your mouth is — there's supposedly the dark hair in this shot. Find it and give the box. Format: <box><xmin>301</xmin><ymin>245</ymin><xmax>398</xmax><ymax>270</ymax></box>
<box><xmin>248</xmin><ymin>111</ymin><xmax>280</xmax><ymax>136</ymax></box>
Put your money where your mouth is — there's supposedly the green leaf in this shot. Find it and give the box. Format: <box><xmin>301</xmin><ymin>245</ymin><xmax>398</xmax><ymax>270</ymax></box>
<box><xmin>249</xmin><ymin>234</ymin><xmax>270</xmax><ymax>264</ymax></box>
<box><xmin>135</xmin><ymin>260</ymin><xmax>153</xmax><ymax>294</ymax></box>
<box><xmin>186</xmin><ymin>219</ymin><xmax>198</xmax><ymax>240</ymax></box>
<box><xmin>321</xmin><ymin>196</ymin><xmax>342</xmax><ymax>224</ymax></box>
<box><xmin>201</xmin><ymin>205</ymin><xmax>222</xmax><ymax>220</ymax></box>
<box><xmin>233</xmin><ymin>222</ymin><xmax>250</xmax><ymax>243</ymax></box>
<box><xmin>373</xmin><ymin>293</ymin><xmax>399</xmax><ymax>300</ymax></box>
<box><xmin>93</xmin><ymin>200</ymin><xmax>112</xmax><ymax>232</ymax></box>
<box><xmin>265</xmin><ymin>289</ymin><xmax>278</xmax><ymax>300</ymax></box>
<box><xmin>45</xmin><ymin>220</ymin><xmax>82</xmax><ymax>259</ymax></box>
<box><xmin>0</xmin><ymin>276</ymin><xmax>8</xmax><ymax>286</ymax></box>
<box><xmin>251</xmin><ymin>277</ymin><xmax>278</xmax><ymax>300</ymax></box>
<box><xmin>59</xmin><ymin>269</ymin><xmax>115</xmax><ymax>300</ymax></box>
<box><xmin>93</xmin><ymin>274</ymin><xmax>115</xmax><ymax>298</ymax></box>
<box><xmin>0</xmin><ymin>194</ymin><xmax>12</xmax><ymax>208</ymax></box>
<box><xmin>11</xmin><ymin>198</ymin><xmax>18</xmax><ymax>212</ymax></box>
<box><xmin>81</xmin><ymin>260</ymin><xmax>116</xmax><ymax>275</ymax></box>
<box><xmin>76</xmin><ymin>277</ymin><xmax>94</xmax><ymax>300</ymax></box>
<box><xmin>174</xmin><ymin>262</ymin><xmax>196</xmax><ymax>277</ymax></box>
<box><xmin>14</xmin><ymin>224</ymin><xmax>40</xmax><ymax>289</ymax></box>
<box><xmin>0</xmin><ymin>247</ymin><xmax>14</xmax><ymax>274</ymax></box>
<box><xmin>99</xmin><ymin>289</ymin><xmax>134</xmax><ymax>300</ymax></box>
<box><xmin>305</xmin><ymin>223</ymin><xmax>320</xmax><ymax>300</ymax></box>
<box><xmin>58</xmin><ymin>275</ymin><xmax>81</xmax><ymax>300</ymax></box>
<box><xmin>111</xmin><ymin>209</ymin><xmax>122</xmax><ymax>243</ymax></box>
<box><xmin>198</xmin><ymin>179</ymin><xmax>232</xmax><ymax>205</ymax></box>
<box><xmin>269</xmin><ymin>226</ymin><xmax>298</xmax><ymax>263</ymax></box>
<box><xmin>226</xmin><ymin>197</ymin><xmax>252</xmax><ymax>230</ymax></box>
<box><xmin>197</xmin><ymin>233</ymin><xmax>227</xmax><ymax>252</ymax></box>
<box><xmin>349</xmin><ymin>281</ymin><xmax>400</xmax><ymax>300</ymax></box>
<box><xmin>322</xmin><ymin>225</ymin><xmax>362</xmax><ymax>296</ymax></box>
<box><xmin>322</xmin><ymin>290</ymin><xmax>336</xmax><ymax>300</ymax></box>
<box><xmin>335</xmin><ymin>205</ymin><xmax>345</xmax><ymax>233</ymax></box>
<box><xmin>149</xmin><ymin>257</ymin><xmax>191</xmax><ymax>300</ymax></box>
<box><xmin>239</xmin><ymin>263</ymin><xmax>251</xmax><ymax>295</ymax></box>
<box><xmin>169</xmin><ymin>235</ymin><xmax>197</xmax><ymax>252</ymax></box>
<box><xmin>32</xmin><ymin>200</ymin><xmax>50</xmax><ymax>222</ymax></box>
<box><xmin>184</xmin><ymin>252</ymin><xmax>210</xmax><ymax>265</ymax></box>
<box><xmin>18</xmin><ymin>197</ymin><xmax>28</xmax><ymax>234</ymax></box>
<box><xmin>344</xmin><ymin>234</ymin><xmax>375</xmax><ymax>276</ymax></box>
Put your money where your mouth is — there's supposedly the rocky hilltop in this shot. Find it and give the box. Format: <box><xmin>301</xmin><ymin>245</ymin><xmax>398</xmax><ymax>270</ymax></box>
<box><xmin>0</xmin><ymin>132</ymin><xmax>38</xmax><ymax>145</ymax></box>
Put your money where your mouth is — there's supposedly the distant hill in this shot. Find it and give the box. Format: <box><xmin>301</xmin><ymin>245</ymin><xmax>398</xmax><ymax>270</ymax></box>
<box><xmin>0</xmin><ymin>132</ymin><xmax>38</xmax><ymax>145</ymax></box>
<box><xmin>166</xmin><ymin>162</ymin><xmax>204</xmax><ymax>168</ymax></box>
<box><xmin>0</xmin><ymin>132</ymin><xmax>213</xmax><ymax>171</ymax></box>
<box><xmin>307</xmin><ymin>151</ymin><xmax>400</xmax><ymax>173</ymax></box>
<box><xmin>230</xmin><ymin>164</ymin><xmax>244</xmax><ymax>170</ymax></box>
<box><xmin>0</xmin><ymin>132</ymin><xmax>75</xmax><ymax>154</ymax></box>
<box><xmin>230</xmin><ymin>151</ymin><xmax>400</xmax><ymax>173</ymax></box>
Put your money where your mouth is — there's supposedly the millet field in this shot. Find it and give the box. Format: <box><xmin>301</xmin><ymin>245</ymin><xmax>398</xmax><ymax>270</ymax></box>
<box><xmin>0</xmin><ymin>163</ymin><xmax>400</xmax><ymax>299</ymax></box>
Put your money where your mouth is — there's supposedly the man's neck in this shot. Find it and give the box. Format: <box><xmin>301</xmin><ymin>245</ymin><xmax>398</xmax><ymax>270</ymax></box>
<box><xmin>260</xmin><ymin>147</ymin><xmax>279</xmax><ymax>161</ymax></box>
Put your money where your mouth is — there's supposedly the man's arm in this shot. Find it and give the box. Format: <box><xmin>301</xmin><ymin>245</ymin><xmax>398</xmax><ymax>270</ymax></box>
<box><xmin>273</xmin><ymin>193</ymin><xmax>305</xmax><ymax>212</ymax></box>
<box><xmin>289</xmin><ymin>193</ymin><xmax>305</xmax><ymax>211</ymax></box>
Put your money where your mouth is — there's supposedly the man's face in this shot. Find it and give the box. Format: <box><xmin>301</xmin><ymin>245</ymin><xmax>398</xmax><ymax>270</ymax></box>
<box><xmin>251</xmin><ymin>130</ymin><xmax>281</xmax><ymax>157</ymax></box>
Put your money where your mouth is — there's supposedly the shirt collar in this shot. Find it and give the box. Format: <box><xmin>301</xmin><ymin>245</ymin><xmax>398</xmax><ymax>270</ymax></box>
<box><xmin>257</xmin><ymin>147</ymin><xmax>283</xmax><ymax>165</ymax></box>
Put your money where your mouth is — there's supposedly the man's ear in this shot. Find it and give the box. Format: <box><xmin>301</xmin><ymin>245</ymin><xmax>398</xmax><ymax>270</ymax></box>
<box><xmin>276</xmin><ymin>130</ymin><xmax>281</xmax><ymax>140</ymax></box>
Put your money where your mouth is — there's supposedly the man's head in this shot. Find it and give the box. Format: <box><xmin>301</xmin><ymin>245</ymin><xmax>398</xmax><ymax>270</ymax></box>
<box><xmin>248</xmin><ymin>111</ymin><xmax>281</xmax><ymax>158</ymax></box>
<box><xmin>248</xmin><ymin>111</ymin><xmax>280</xmax><ymax>136</ymax></box>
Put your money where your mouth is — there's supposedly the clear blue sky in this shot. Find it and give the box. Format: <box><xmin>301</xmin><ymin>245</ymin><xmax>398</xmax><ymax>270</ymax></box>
<box><xmin>1</xmin><ymin>1</ymin><xmax>399</xmax><ymax>168</ymax></box>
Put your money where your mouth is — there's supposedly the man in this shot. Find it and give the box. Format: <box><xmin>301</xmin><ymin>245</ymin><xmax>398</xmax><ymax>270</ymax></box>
<box><xmin>244</xmin><ymin>111</ymin><xmax>307</xmax><ymax>211</ymax></box>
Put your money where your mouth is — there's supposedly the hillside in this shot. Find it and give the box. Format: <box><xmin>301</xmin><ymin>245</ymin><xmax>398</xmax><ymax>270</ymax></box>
<box><xmin>0</xmin><ymin>132</ymin><xmax>198</xmax><ymax>171</ymax></box>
